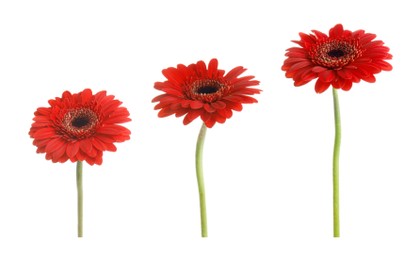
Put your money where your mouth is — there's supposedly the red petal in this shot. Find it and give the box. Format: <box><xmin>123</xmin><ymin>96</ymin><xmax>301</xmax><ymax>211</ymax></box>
<box><xmin>200</xmin><ymin>112</ymin><xmax>211</xmax><ymax>122</ymax></box>
<box><xmin>329</xmin><ymin>24</ymin><xmax>344</xmax><ymax>37</ymax></box>
<box><xmin>337</xmin><ymin>69</ymin><xmax>354</xmax><ymax>79</ymax></box>
<box><xmin>32</xmin><ymin>128</ymin><xmax>57</xmax><ymax>139</ymax></box>
<box><xmin>183</xmin><ymin>110</ymin><xmax>201</xmax><ymax>125</ymax></box>
<box><xmin>76</xmin><ymin>151</ymin><xmax>86</xmax><ymax>161</ymax></box>
<box><xmin>95</xmin><ymin>152</ymin><xmax>103</xmax><ymax>165</ymax></box>
<box><xmin>45</xmin><ymin>138</ymin><xmax>65</xmax><ymax>154</ymax></box>
<box><xmin>299</xmin><ymin>32</ymin><xmax>316</xmax><ymax>44</ymax></box>
<box><xmin>52</xmin><ymin>143</ymin><xmax>67</xmax><ymax>161</ymax></box>
<box><xmin>93</xmin><ymin>90</ymin><xmax>107</xmax><ymax>102</ymax></box>
<box><xmin>213</xmin><ymin>113</ymin><xmax>226</xmax><ymax>124</ymax></box>
<box><xmin>283</xmin><ymin>57</ymin><xmax>308</xmax><ymax>65</ymax></box>
<box><xmin>106</xmin><ymin>143</ymin><xmax>117</xmax><ymax>152</ymax></box>
<box><xmin>211</xmin><ymin>101</ymin><xmax>226</xmax><ymax>110</ymax></box>
<box><xmin>285</xmin><ymin>48</ymin><xmax>308</xmax><ymax>58</ymax></box>
<box><xmin>332</xmin><ymin>77</ymin><xmax>345</xmax><ymax>89</ymax></box>
<box><xmin>224</xmin><ymin>66</ymin><xmax>246</xmax><ymax>81</ymax></box>
<box><xmin>294</xmin><ymin>80</ymin><xmax>311</xmax><ymax>86</ymax></box>
<box><xmin>104</xmin><ymin>108</ymin><xmax>131</xmax><ymax>124</ymax></box>
<box><xmin>342</xmin><ymin>80</ymin><xmax>353</xmax><ymax>91</ymax></box>
<box><xmin>190</xmin><ymin>100</ymin><xmax>204</xmax><ymax>109</ymax></box>
<box><xmin>81</xmin><ymin>89</ymin><xmax>93</xmax><ymax>104</ymax></box>
<box><xmin>174</xmin><ymin>108</ymin><xmax>189</xmax><ymax>117</ymax></box>
<box><xmin>35</xmin><ymin>107</ymin><xmax>51</xmax><ymax>116</ymax></box>
<box><xmin>97</xmin><ymin>125</ymin><xmax>130</xmax><ymax>135</ymax></box>
<box><xmin>373</xmin><ymin>60</ymin><xmax>393</xmax><ymax>71</ymax></box>
<box><xmin>311</xmin><ymin>30</ymin><xmax>328</xmax><ymax>39</ymax></box>
<box><xmin>84</xmin><ymin>155</ymin><xmax>95</xmax><ymax>166</ymax></box>
<box><xmin>207</xmin><ymin>58</ymin><xmax>218</xmax><ymax>78</ymax></box>
<box><xmin>158</xmin><ymin>107</ymin><xmax>175</xmax><ymax>117</ymax></box>
<box><xmin>66</xmin><ymin>142</ymin><xmax>80</xmax><ymax>158</ymax></box>
<box><xmin>33</xmin><ymin>138</ymin><xmax>49</xmax><ymax>149</ymax></box>
<box><xmin>204</xmin><ymin>118</ymin><xmax>216</xmax><ymax>128</ymax></box>
<box><xmin>224</xmin><ymin>95</ymin><xmax>257</xmax><ymax>103</ymax></box>
<box><xmin>301</xmin><ymin>72</ymin><xmax>317</xmax><ymax>82</ymax></box>
<box><xmin>91</xmin><ymin>138</ymin><xmax>107</xmax><ymax>151</ymax></box>
<box><xmin>181</xmin><ymin>100</ymin><xmax>190</xmax><ymax>108</ymax></box>
<box><xmin>362</xmin><ymin>74</ymin><xmax>376</xmax><ymax>83</ymax></box>
<box><xmin>154</xmin><ymin>82</ymin><xmax>183</xmax><ymax>96</ymax></box>
<box><xmin>218</xmin><ymin>108</ymin><xmax>233</xmax><ymax>119</ymax></box>
<box><xmin>195</xmin><ymin>61</ymin><xmax>207</xmax><ymax>77</ymax></box>
<box><xmin>312</xmin><ymin>66</ymin><xmax>328</xmax><ymax>73</ymax></box>
<box><xmin>319</xmin><ymin>70</ymin><xmax>335</xmax><ymax>82</ymax></box>
<box><xmin>95</xmin><ymin>135</ymin><xmax>117</xmax><ymax>151</ymax></box>
<box><xmin>230</xmin><ymin>75</ymin><xmax>256</xmax><ymax>85</ymax></box>
<box><xmin>288</xmin><ymin>61</ymin><xmax>312</xmax><ymax>72</ymax></box>
<box><xmin>224</xmin><ymin>100</ymin><xmax>243</xmax><ymax>111</ymax></box>
<box><xmin>230</xmin><ymin>87</ymin><xmax>261</xmax><ymax>95</ymax></box>
<box><xmin>113</xmin><ymin>133</ymin><xmax>130</xmax><ymax>142</ymax></box>
<box><xmin>315</xmin><ymin>79</ymin><xmax>331</xmax><ymax>93</ymax></box>
<box><xmin>80</xmin><ymin>139</ymin><xmax>93</xmax><ymax>154</ymax></box>
<box><xmin>162</xmin><ymin>67</ymin><xmax>184</xmax><ymax>85</ymax></box>
<box><xmin>204</xmin><ymin>103</ymin><xmax>216</xmax><ymax>113</ymax></box>
<box><xmin>360</xmin><ymin>33</ymin><xmax>377</xmax><ymax>45</ymax></box>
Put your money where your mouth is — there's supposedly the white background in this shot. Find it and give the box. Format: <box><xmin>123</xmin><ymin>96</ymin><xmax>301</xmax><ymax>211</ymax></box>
<box><xmin>0</xmin><ymin>0</ymin><xmax>418</xmax><ymax>259</ymax></box>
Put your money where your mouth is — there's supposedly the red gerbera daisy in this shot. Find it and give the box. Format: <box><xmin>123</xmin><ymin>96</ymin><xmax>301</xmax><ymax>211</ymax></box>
<box><xmin>152</xmin><ymin>58</ymin><xmax>261</xmax><ymax>128</ymax></box>
<box><xmin>281</xmin><ymin>24</ymin><xmax>392</xmax><ymax>93</ymax></box>
<box><xmin>29</xmin><ymin>88</ymin><xmax>131</xmax><ymax>165</ymax></box>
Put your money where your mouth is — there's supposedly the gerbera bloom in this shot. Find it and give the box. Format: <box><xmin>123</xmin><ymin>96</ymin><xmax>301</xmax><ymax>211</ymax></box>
<box><xmin>282</xmin><ymin>24</ymin><xmax>392</xmax><ymax>237</ymax></box>
<box><xmin>152</xmin><ymin>58</ymin><xmax>261</xmax><ymax>128</ymax></box>
<box><xmin>153</xmin><ymin>59</ymin><xmax>260</xmax><ymax>237</ymax></box>
<box><xmin>282</xmin><ymin>24</ymin><xmax>392</xmax><ymax>93</ymax></box>
<box><xmin>29</xmin><ymin>88</ymin><xmax>131</xmax><ymax>165</ymax></box>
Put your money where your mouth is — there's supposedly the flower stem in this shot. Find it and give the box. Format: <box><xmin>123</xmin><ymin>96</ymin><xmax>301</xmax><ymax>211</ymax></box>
<box><xmin>332</xmin><ymin>88</ymin><xmax>341</xmax><ymax>237</ymax></box>
<box><xmin>196</xmin><ymin>123</ymin><xmax>208</xmax><ymax>237</ymax></box>
<box><xmin>76</xmin><ymin>161</ymin><xmax>83</xmax><ymax>238</ymax></box>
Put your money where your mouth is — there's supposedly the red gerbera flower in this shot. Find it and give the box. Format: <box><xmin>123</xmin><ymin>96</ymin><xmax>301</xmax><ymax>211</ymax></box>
<box><xmin>29</xmin><ymin>88</ymin><xmax>131</xmax><ymax>165</ymax></box>
<box><xmin>281</xmin><ymin>24</ymin><xmax>392</xmax><ymax>93</ymax></box>
<box><xmin>152</xmin><ymin>58</ymin><xmax>261</xmax><ymax>128</ymax></box>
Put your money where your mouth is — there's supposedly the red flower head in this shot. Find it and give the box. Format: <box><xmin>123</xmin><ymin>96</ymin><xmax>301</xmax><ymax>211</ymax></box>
<box><xmin>281</xmin><ymin>24</ymin><xmax>392</xmax><ymax>93</ymax></box>
<box><xmin>152</xmin><ymin>58</ymin><xmax>261</xmax><ymax>128</ymax></box>
<box><xmin>29</xmin><ymin>89</ymin><xmax>131</xmax><ymax>165</ymax></box>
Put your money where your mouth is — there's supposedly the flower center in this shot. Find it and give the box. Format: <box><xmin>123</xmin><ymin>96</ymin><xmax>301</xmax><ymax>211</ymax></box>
<box><xmin>71</xmin><ymin>116</ymin><xmax>90</xmax><ymax>128</ymax></box>
<box><xmin>327</xmin><ymin>49</ymin><xmax>345</xmax><ymax>58</ymax></box>
<box><xmin>310</xmin><ymin>38</ymin><xmax>363</xmax><ymax>69</ymax></box>
<box><xmin>186</xmin><ymin>79</ymin><xmax>229</xmax><ymax>103</ymax></box>
<box><xmin>196</xmin><ymin>85</ymin><xmax>219</xmax><ymax>94</ymax></box>
<box><xmin>61</xmin><ymin>108</ymin><xmax>99</xmax><ymax>139</ymax></box>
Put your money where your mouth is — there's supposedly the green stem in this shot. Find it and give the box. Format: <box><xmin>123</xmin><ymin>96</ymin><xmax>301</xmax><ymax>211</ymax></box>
<box><xmin>332</xmin><ymin>88</ymin><xmax>341</xmax><ymax>237</ymax></box>
<box><xmin>196</xmin><ymin>123</ymin><xmax>208</xmax><ymax>237</ymax></box>
<box><xmin>76</xmin><ymin>161</ymin><xmax>83</xmax><ymax>238</ymax></box>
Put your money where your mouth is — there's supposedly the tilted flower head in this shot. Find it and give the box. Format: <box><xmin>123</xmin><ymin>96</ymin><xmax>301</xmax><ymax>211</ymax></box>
<box><xmin>152</xmin><ymin>58</ymin><xmax>261</xmax><ymax>128</ymax></box>
<box><xmin>281</xmin><ymin>24</ymin><xmax>392</xmax><ymax>93</ymax></box>
<box><xmin>29</xmin><ymin>89</ymin><xmax>131</xmax><ymax>165</ymax></box>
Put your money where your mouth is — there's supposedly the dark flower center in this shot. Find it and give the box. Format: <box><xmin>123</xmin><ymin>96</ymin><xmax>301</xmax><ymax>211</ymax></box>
<box><xmin>185</xmin><ymin>79</ymin><xmax>229</xmax><ymax>103</ymax></box>
<box><xmin>327</xmin><ymin>49</ymin><xmax>345</xmax><ymax>58</ymax></box>
<box><xmin>310</xmin><ymin>38</ymin><xmax>363</xmax><ymax>69</ymax></box>
<box><xmin>61</xmin><ymin>108</ymin><xmax>99</xmax><ymax>139</ymax></box>
<box><xmin>196</xmin><ymin>85</ymin><xmax>219</xmax><ymax>94</ymax></box>
<box><xmin>71</xmin><ymin>116</ymin><xmax>90</xmax><ymax>128</ymax></box>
